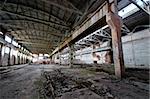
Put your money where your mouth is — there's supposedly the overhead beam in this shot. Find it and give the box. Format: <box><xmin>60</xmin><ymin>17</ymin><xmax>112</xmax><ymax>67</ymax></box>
<box><xmin>12</xmin><ymin>32</ymin><xmax>53</xmax><ymax>40</ymax></box>
<box><xmin>0</xmin><ymin>23</ymin><xmax>64</xmax><ymax>37</ymax></box>
<box><xmin>17</xmin><ymin>40</ymin><xmax>58</xmax><ymax>46</ymax></box>
<box><xmin>64</xmin><ymin>0</ymin><xmax>81</xmax><ymax>12</ymax></box>
<box><xmin>20</xmin><ymin>42</ymin><xmax>51</xmax><ymax>45</ymax></box>
<box><xmin>0</xmin><ymin>10</ymin><xmax>70</xmax><ymax>29</ymax></box>
<box><xmin>41</xmin><ymin>0</ymin><xmax>83</xmax><ymax>15</ymax></box>
<box><xmin>0</xmin><ymin>1</ymin><xmax>68</xmax><ymax>25</ymax></box>
<box><xmin>17</xmin><ymin>38</ymin><xmax>51</xmax><ymax>43</ymax></box>
<box><xmin>24</xmin><ymin>45</ymin><xmax>52</xmax><ymax>49</ymax></box>
<box><xmin>73</xmin><ymin>0</ymin><xmax>98</xmax><ymax>28</ymax></box>
<box><xmin>1</xmin><ymin>19</ymin><xmax>69</xmax><ymax>29</ymax></box>
<box><xmin>26</xmin><ymin>47</ymin><xmax>53</xmax><ymax>51</ymax></box>
<box><xmin>51</xmin><ymin>1</ymin><xmax>108</xmax><ymax>55</ymax></box>
<box><xmin>27</xmin><ymin>48</ymin><xmax>52</xmax><ymax>53</ymax></box>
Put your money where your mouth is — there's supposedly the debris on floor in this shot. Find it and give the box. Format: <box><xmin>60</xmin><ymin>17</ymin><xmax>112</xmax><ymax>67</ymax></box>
<box><xmin>35</xmin><ymin>66</ymin><xmax>149</xmax><ymax>99</ymax></box>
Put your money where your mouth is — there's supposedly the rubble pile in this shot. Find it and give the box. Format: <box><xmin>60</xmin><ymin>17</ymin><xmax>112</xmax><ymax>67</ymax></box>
<box><xmin>37</xmin><ymin>69</ymin><xmax>116</xmax><ymax>99</ymax></box>
<box><xmin>37</xmin><ymin>70</ymin><xmax>84</xmax><ymax>98</ymax></box>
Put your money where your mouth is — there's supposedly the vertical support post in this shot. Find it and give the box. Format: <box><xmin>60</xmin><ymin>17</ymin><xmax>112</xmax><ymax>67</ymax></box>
<box><xmin>106</xmin><ymin>0</ymin><xmax>125</xmax><ymax>78</ymax></box>
<box><xmin>8</xmin><ymin>36</ymin><xmax>14</xmax><ymax>65</ymax></box>
<box><xmin>69</xmin><ymin>44</ymin><xmax>75</xmax><ymax>67</ymax></box>
<box><xmin>92</xmin><ymin>45</ymin><xmax>97</xmax><ymax>64</ymax></box>
<box><xmin>0</xmin><ymin>30</ymin><xmax>5</xmax><ymax>66</ymax></box>
<box><xmin>0</xmin><ymin>28</ymin><xmax>3</xmax><ymax>66</ymax></box>
<box><xmin>105</xmin><ymin>40</ymin><xmax>113</xmax><ymax>64</ymax></box>
<box><xmin>58</xmin><ymin>51</ymin><xmax>61</xmax><ymax>65</ymax></box>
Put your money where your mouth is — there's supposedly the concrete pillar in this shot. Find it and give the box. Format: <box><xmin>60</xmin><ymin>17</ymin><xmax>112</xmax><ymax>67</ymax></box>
<box><xmin>69</xmin><ymin>44</ymin><xmax>75</xmax><ymax>67</ymax></box>
<box><xmin>0</xmin><ymin>44</ymin><xmax>2</xmax><ymax>66</ymax></box>
<box><xmin>8</xmin><ymin>36</ymin><xmax>14</xmax><ymax>66</ymax></box>
<box><xmin>92</xmin><ymin>44</ymin><xmax>100</xmax><ymax>64</ymax></box>
<box><xmin>0</xmin><ymin>30</ymin><xmax>5</xmax><ymax>66</ymax></box>
<box><xmin>92</xmin><ymin>45</ymin><xmax>97</xmax><ymax>64</ymax></box>
<box><xmin>106</xmin><ymin>0</ymin><xmax>125</xmax><ymax>78</ymax></box>
<box><xmin>105</xmin><ymin>40</ymin><xmax>113</xmax><ymax>64</ymax></box>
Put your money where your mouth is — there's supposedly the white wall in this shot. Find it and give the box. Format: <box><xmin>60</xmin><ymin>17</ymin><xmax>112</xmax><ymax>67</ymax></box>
<box><xmin>122</xmin><ymin>29</ymin><xmax>150</xmax><ymax>68</ymax></box>
<box><xmin>53</xmin><ymin>29</ymin><xmax>150</xmax><ymax>68</ymax></box>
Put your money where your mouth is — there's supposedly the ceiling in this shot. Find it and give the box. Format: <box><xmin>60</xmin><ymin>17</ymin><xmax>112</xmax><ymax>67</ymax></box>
<box><xmin>0</xmin><ymin>0</ymin><xmax>106</xmax><ymax>54</ymax></box>
<box><xmin>0</xmin><ymin>0</ymin><xmax>149</xmax><ymax>54</ymax></box>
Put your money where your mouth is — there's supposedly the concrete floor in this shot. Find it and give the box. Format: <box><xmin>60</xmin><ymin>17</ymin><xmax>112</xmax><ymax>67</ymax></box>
<box><xmin>0</xmin><ymin>64</ymin><xmax>67</xmax><ymax>99</ymax></box>
<box><xmin>0</xmin><ymin>64</ymin><xmax>149</xmax><ymax>99</ymax></box>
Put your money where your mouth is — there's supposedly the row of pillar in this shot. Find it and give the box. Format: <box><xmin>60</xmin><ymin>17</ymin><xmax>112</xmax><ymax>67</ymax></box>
<box><xmin>0</xmin><ymin>30</ymin><xmax>31</xmax><ymax>66</ymax></box>
<box><xmin>0</xmin><ymin>44</ymin><xmax>29</xmax><ymax>66</ymax></box>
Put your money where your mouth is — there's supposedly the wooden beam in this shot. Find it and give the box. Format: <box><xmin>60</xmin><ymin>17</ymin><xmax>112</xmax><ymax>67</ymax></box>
<box><xmin>106</xmin><ymin>0</ymin><xmax>125</xmax><ymax>78</ymax></box>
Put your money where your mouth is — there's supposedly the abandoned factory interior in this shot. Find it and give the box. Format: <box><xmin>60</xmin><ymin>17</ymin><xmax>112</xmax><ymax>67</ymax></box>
<box><xmin>0</xmin><ymin>0</ymin><xmax>150</xmax><ymax>99</ymax></box>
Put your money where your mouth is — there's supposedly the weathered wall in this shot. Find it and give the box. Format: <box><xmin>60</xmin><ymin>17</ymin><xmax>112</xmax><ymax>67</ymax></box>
<box><xmin>122</xmin><ymin>29</ymin><xmax>150</xmax><ymax>68</ymax></box>
<box><xmin>53</xmin><ymin>29</ymin><xmax>149</xmax><ymax>68</ymax></box>
<box><xmin>0</xmin><ymin>45</ymin><xmax>32</xmax><ymax>66</ymax></box>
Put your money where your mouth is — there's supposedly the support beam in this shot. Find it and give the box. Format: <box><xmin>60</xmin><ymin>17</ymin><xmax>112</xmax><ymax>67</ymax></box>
<box><xmin>106</xmin><ymin>0</ymin><xmax>125</xmax><ymax>78</ymax></box>
<box><xmin>0</xmin><ymin>23</ymin><xmax>63</xmax><ymax>37</ymax></box>
<box><xmin>41</xmin><ymin>0</ymin><xmax>83</xmax><ymax>15</ymax></box>
<box><xmin>20</xmin><ymin>42</ymin><xmax>51</xmax><ymax>46</ymax></box>
<box><xmin>65</xmin><ymin>0</ymin><xmax>81</xmax><ymax>12</ymax></box>
<box><xmin>0</xmin><ymin>1</ymin><xmax>68</xmax><ymax>25</ymax></box>
<box><xmin>72</xmin><ymin>0</ymin><xmax>97</xmax><ymax>28</ymax></box>
<box><xmin>0</xmin><ymin>10</ymin><xmax>70</xmax><ymax>29</ymax></box>
<box><xmin>1</xmin><ymin>19</ymin><xmax>68</xmax><ymax>30</ymax></box>
<box><xmin>51</xmin><ymin>2</ymin><xmax>108</xmax><ymax>56</ymax></box>
<box><xmin>17</xmin><ymin>39</ymin><xmax>51</xmax><ymax>44</ymax></box>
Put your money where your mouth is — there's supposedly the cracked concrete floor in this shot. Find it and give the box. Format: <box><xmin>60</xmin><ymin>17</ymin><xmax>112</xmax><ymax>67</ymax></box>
<box><xmin>0</xmin><ymin>64</ymin><xmax>67</xmax><ymax>99</ymax></box>
<box><xmin>0</xmin><ymin>64</ymin><xmax>149</xmax><ymax>99</ymax></box>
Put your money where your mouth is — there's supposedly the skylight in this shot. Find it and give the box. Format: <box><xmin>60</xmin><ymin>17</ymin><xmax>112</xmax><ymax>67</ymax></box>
<box><xmin>118</xmin><ymin>0</ymin><xmax>148</xmax><ymax>18</ymax></box>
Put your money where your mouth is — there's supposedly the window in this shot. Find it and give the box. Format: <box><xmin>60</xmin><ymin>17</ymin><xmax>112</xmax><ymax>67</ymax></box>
<box><xmin>5</xmin><ymin>47</ymin><xmax>10</xmax><ymax>54</ymax></box>
<box><xmin>5</xmin><ymin>35</ymin><xmax>12</xmax><ymax>43</ymax></box>
<box><xmin>12</xmin><ymin>40</ymin><xmax>18</xmax><ymax>47</ymax></box>
<box><xmin>0</xmin><ymin>32</ymin><xmax>3</xmax><ymax>35</ymax></box>
<box><xmin>44</xmin><ymin>54</ymin><xmax>49</xmax><ymax>57</ymax></box>
<box><xmin>39</xmin><ymin>54</ymin><xmax>43</xmax><ymax>57</ymax></box>
<box><xmin>118</xmin><ymin>0</ymin><xmax>148</xmax><ymax>18</ymax></box>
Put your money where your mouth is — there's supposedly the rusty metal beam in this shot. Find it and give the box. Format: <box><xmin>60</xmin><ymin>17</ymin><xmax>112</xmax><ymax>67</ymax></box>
<box><xmin>51</xmin><ymin>2</ymin><xmax>108</xmax><ymax>55</ymax></box>
<box><xmin>106</xmin><ymin>0</ymin><xmax>125</xmax><ymax>78</ymax></box>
